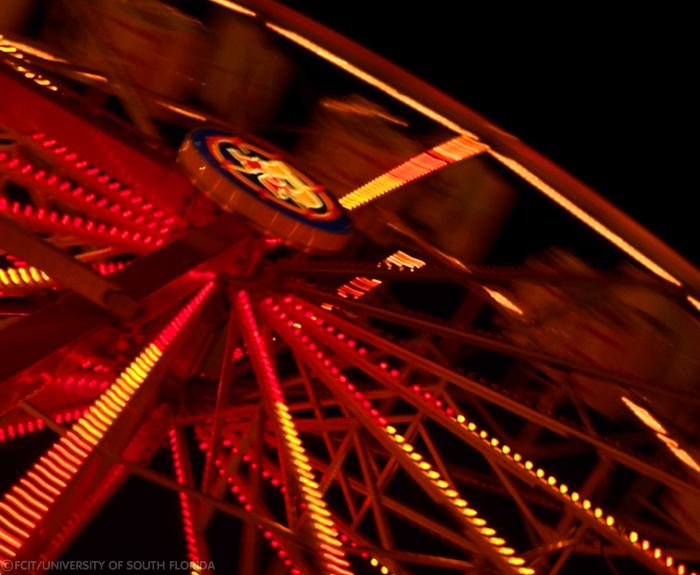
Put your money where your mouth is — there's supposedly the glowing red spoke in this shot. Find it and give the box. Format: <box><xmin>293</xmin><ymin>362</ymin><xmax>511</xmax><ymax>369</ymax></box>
<box><xmin>0</xmin><ymin>406</ymin><xmax>92</xmax><ymax>444</ymax></box>
<box><xmin>0</xmin><ymin>152</ymin><xmax>173</xmax><ymax>236</ymax></box>
<box><xmin>0</xmin><ymin>282</ymin><xmax>213</xmax><ymax>560</ymax></box>
<box><xmin>168</xmin><ymin>428</ymin><xmax>211</xmax><ymax>575</ymax></box>
<box><xmin>0</xmin><ymin>197</ymin><xmax>163</xmax><ymax>253</ymax></box>
<box><xmin>199</xmin><ymin>437</ymin><xmax>396</xmax><ymax>575</ymax></box>
<box><xmin>235</xmin><ymin>290</ymin><xmax>354</xmax><ymax>575</ymax></box>
<box><xmin>280</xmin><ymin>297</ymin><xmax>688</xmax><ymax>575</ymax></box>
<box><xmin>264</xmin><ymin>300</ymin><xmax>531</xmax><ymax>575</ymax></box>
<box><xmin>212</xmin><ymin>457</ymin><xmax>307</xmax><ymax>575</ymax></box>
<box><xmin>25</xmin><ymin>132</ymin><xmax>185</xmax><ymax>229</ymax></box>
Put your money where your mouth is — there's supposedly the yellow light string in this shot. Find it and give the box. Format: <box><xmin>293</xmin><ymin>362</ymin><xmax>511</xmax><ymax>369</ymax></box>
<box><xmin>0</xmin><ymin>283</ymin><xmax>213</xmax><ymax>560</ymax></box>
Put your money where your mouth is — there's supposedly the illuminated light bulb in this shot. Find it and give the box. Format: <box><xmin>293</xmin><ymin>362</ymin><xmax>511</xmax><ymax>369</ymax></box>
<box><xmin>456</xmin><ymin>415</ymin><xmax>466</xmax><ymax>423</ymax></box>
<box><xmin>524</xmin><ymin>461</ymin><xmax>533</xmax><ymax>470</ymax></box>
<box><xmin>490</xmin><ymin>537</ymin><xmax>506</xmax><ymax>546</ymax></box>
<box><xmin>507</xmin><ymin>556</ymin><xmax>524</xmax><ymax>563</ymax></box>
<box><xmin>490</xmin><ymin>438</ymin><xmax>499</xmax><ymax>447</ymax></box>
<box><xmin>385</xmin><ymin>426</ymin><xmax>397</xmax><ymax>435</ymax></box>
<box><xmin>461</xmin><ymin>508</ymin><xmax>477</xmax><ymax>517</ymax></box>
<box><xmin>436</xmin><ymin>480</ymin><xmax>449</xmax><ymax>488</ymax></box>
<box><xmin>518</xmin><ymin>568</ymin><xmax>535</xmax><ymax>575</ymax></box>
<box><xmin>502</xmin><ymin>445</ymin><xmax>511</xmax><ymax>455</ymax></box>
<box><xmin>393</xmin><ymin>434</ymin><xmax>405</xmax><ymax>443</ymax></box>
<box><xmin>513</xmin><ymin>453</ymin><xmax>522</xmax><ymax>462</ymax></box>
<box><xmin>547</xmin><ymin>476</ymin><xmax>556</xmax><ymax>486</ymax></box>
<box><xmin>370</xmin><ymin>558</ymin><xmax>379</xmax><ymax>567</ymax></box>
<box><xmin>594</xmin><ymin>508</ymin><xmax>603</xmax><ymax>518</ymax></box>
<box><xmin>445</xmin><ymin>489</ymin><xmax>459</xmax><ymax>498</ymax></box>
<box><xmin>453</xmin><ymin>499</ymin><xmax>468</xmax><ymax>508</ymax></box>
<box><xmin>467</xmin><ymin>423</ymin><xmax>477</xmax><ymax>431</ymax></box>
<box><xmin>536</xmin><ymin>469</ymin><xmax>545</xmax><ymax>478</ymax></box>
<box><xmin>605</xmin><ymin>516</ymin><xmax>614</xmax><ymax>526</ymax></box>
<box><xmin>571</xmin><ymin>492</ymin><xmax>580</xmax><ymax>502</ymax></box>
<box><xmin>479</xmin><ymin>431</ymin><xmax>488</xmax><ymax>439</ymax></box>
<box><xmin>470</xmin><ymin>517</ymin><xmax>486</xmax><ymax>526</ymax></box>
<box><xmin>409</xmin><ymin>453</ymin><xmax>422</xmax><ymax>461</ymax></box>
<box><xmin>480</xmin><ymin>527</ymin><xmax>496</xmax><ymax>536</ymax></box>
<box><xmin>582</xmin><ymin>500</ymin><xmax>591</xmax><ymax>510</ymax></box>
<box><xmin>402</xmin><ymin>444</ymin><xmax>413</xmax><ymax>453</ymax></box>
<box><xmin>666</xmin><ymin>557</ymin><xmax>674</xmax><ymax>567</ymax></box>
<box><xmin>381</xmin><ymin>567</ymin><xmax>389</xmax><ymax>574</ymax></box>
<box><xmin>653</xmin><ymin>548</ymin><xmax>662</xmax><ymax>559</ymax></box>
<box><xmin>426</xmin><ymin>470</ymin><xmax>440</xmax><ymax>479</ymax></box>
<box><xmin>418</xmin><ymin>462</ymin><xmax>432</xmax><ymax>470</ymax></box>
<box><xmin>642</xmin><ymin>540</ymin><xmax>650</xmax><ymax>551</ymax></box>
<box><xmin>629</xmin><ymin>531</ymin><xmax>638</xmax><ymax>543</ymax></box>
<box><xmin>559</xmin><ymin>484</ymin><xmax>568</xmax><ymax>494</ymax></box>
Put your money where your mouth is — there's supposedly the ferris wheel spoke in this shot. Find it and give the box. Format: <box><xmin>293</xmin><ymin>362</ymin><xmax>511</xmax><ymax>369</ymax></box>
<box><xmin>352</xmin><ymin>431</ymin><xmax>396</xmax><ymax>552</ymax></box>
<box><xmin>216</xmin><ymin>453</ymin><xmax>315</xmax><ymax>575</ymax></box>
<box><xmin>251</xmin><ymin>431</ymin><xmax>474</xmax><ymax>573</ymax></box>
<box><xmin>273</xmin><ymin>295</ymin><xmax>695</xmax><ymax>575</ymax></box>
<box><xmin>0</xmin><ymin>284</ymin><xmax>213</xmax><ymax>562</ymax></box>
<box><xmin>294</xmin><ymin>359</ymin><xmax>359</xmax><ymax>519</ymax></box>
<box><xmin>287</xmin><ymin>295</ymin><xmax>700</xmax><ymax>497</ymax></box>
<box><xmin>264</xmin><ymin>299</ymin><xmax>534</xmax><ymax>575</ymax></box>
<box><xmin>235</xmin><ymin>290</ymin><xmax>355</xmax><ymax>575</ymax></box>
<box><xmin>201</xmin><ymin>301</ymin><xmax>240</xmax><ymax>495</ymax></box>
<box><xmin>0</xmin><ymin>217</ymin><xmax>248</xmax><ymax>416</ymax></box>
<box><xmin>283</xmin><ymin>282</ymin><xmax>699</xmax><ymax>407</ymax></box>
<box><xmin>168</xmin><ymin>426</ymin><xmax>212</xmax><ymax>575</ymax></box>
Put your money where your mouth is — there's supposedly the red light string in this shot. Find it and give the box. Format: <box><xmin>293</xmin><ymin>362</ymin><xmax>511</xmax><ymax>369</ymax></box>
<box><xmin>26</xmin><ymin>133</ymin><xmax>184</xmax><ymax>229</ymax></box>
<box><xmin>235</xmin><ymin>290</ymin><xmax>354</xmax><ymax>575</ymax></box>
<box><xmin>0</xmin><ymin>152</ymin><xmax>171</xmax><ymax>236</ymax></box>
<box><xmin>168</xmin><ymin>428</ymin><xmax>211</xmax><ymax>575</ymax></box>
<box><xmin>0</xmin><ymin>196</ymin><xmax>163</xmax><ymax>253</ymax></box>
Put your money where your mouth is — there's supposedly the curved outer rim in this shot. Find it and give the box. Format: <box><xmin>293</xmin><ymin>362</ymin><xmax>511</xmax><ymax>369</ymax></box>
<box><xmin>224</xmin><ymin>0</ymin><xmax>700</xmax><ymax>297</ymax></box>
<box><xmin>179</xmin><ymin>129</ymin><xmax>351</xmax><ymax>253</ymax></box>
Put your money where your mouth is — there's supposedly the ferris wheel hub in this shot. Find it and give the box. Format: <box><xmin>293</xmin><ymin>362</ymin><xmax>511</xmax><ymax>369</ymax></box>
<box><xmin>179</xmin><ymin>128</ymin><xmax>351</xmax><ymax>253</ymax></box>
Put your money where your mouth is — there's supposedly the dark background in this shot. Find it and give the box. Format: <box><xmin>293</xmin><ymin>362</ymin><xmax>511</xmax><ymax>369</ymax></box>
<box><xmin>280</xmin><ymin>2</ymin><xmax>697</xmax><ymax>262</ymax></box>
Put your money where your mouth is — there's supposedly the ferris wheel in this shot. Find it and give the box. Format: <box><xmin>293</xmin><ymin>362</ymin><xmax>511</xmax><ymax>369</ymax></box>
<box><xmin>1</xmin><ymin>2</ymin><xmax>699</xmax><ymax>574</ymax></box>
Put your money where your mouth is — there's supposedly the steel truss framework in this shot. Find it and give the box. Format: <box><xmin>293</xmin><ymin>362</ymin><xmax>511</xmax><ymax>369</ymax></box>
<box><xmin>1</xmin><ymin>2</ymin><xmax>699</xmax><ymax>575</ymax></box>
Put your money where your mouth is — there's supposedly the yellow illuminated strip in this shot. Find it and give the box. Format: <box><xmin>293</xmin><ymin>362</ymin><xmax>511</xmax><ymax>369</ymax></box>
<box><xmin>275</xmin><ymin>400</ymin><xmax>352</xmax><ymax>575</ymax></box>
<box><xmin>491</xmin><ymin>152</ymin><xmax>681</xmax><ymax>287</ymax></box>
<box><xmin>209</xmin><ymin>0</ymin><xmax>256</xmax><ymax>17</ymax></box>
<box><xmin>339</xmin><ymin>135</ymin><xmax>485</xmax><ymax>210</ymax></box>
<box><xmin>623</xmin><ymin>397</ymin><xmax>700</xmax><ymax>475</ymax></box>
<box><xmin>482</xmin><ymin>287</ymin><xmax>524</xmax><ymax>316</ymax></box>
<box><xmin>383</xmin><ymin>425</ymin><xmax>532</xmax><ymax>573</ymax></box>
<box><xmin>0</xmin><ymin>284</ymin><xmax>212</xmax><ymax>560</ymax></box>
<box><xmin>337</xmin><ymin>250</ymin><xmax>426</xmax><ymax>300</ymax></box>
<box><xmin>443</xmin><ymin>409</ymin><xmax>689</xmax><ymax>574</ymax></box>
<box><xmin>0</xmin><ymin>37</ymin><xmax>60</xmax><ymax>92</ymax></box>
